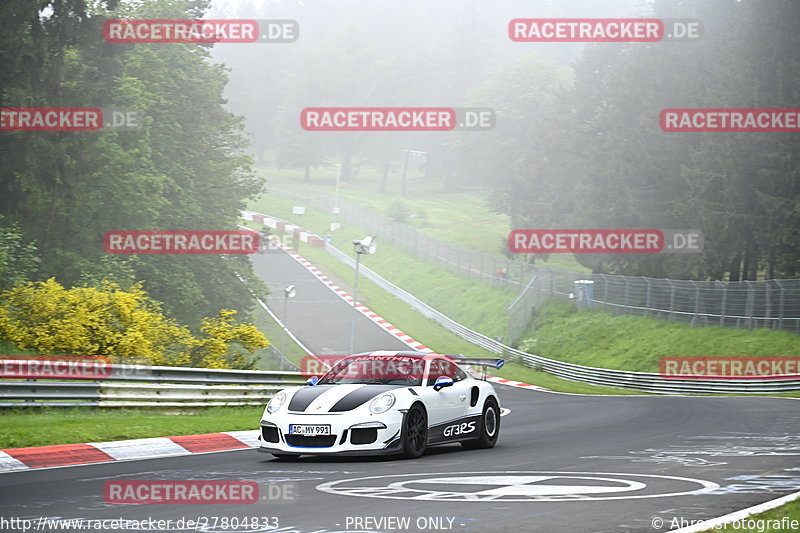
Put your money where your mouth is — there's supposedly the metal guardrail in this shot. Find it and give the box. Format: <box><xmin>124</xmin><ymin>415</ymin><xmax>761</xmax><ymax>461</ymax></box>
<box><xmin>322</xmin><ymin>239</ymin><xmax>800</xmax><ymax>395</ymax></box>
<box><xmin>239</xmin><ymin>210</ymin><xmax>800</xmax><ymax>394</ymax></box>
<box><xmin>0</xmin><ymin>364</ymin><xmax>306</xmax><ymax>407</ymax></box>
<box><xmin>269</xmin><ymin>182</ymin><xmax>800</xmax><ymax>335</ymax></box>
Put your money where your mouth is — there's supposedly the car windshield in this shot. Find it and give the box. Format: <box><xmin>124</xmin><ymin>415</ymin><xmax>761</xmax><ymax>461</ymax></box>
<box><xmin>317</xmin><ymin>356</ymin><xmax>424</xmax><ymax>386</ymax></box>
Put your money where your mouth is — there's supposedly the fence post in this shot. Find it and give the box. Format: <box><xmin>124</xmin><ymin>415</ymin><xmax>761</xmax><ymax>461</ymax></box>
<box><xmin>777</xmin><ymin>280</ymin><xmax>785</xmax><ymax>331</ymax></box>
<box><xmin>745</xmin><ymin>280</ymin><xmax>755</xmax><ymax>329</ymax></box>
<box><xmin>644</xmin><ymin>278</ymin><xmax>651</xmax><ymax>315</ymax></box>
<box><xmin>624</xmin><ymin>277</ymin><xmax>630</xmax><ymax>313</ymax></box>
<box><xmin>765</xmin><ymin>279</ymin><xmax>772</xmax><ymax>329</ymax></box>
<box><xmin>719</xmin><ymin>281</ymin><xmax>727</xmax><ymax>327</ymax></box>
<box><xmin>668</xmin><ymin>280</ymin><xmax>675</xmax><ymax>322</ymax></box>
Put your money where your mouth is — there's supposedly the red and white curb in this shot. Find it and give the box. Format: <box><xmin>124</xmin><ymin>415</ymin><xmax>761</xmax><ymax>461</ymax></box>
<box><xmin>270</xmin><ymin>237</ymin><xmax>433</xmax><ymax>354</ymax></box>
<box><xmin>0</xmin><ymin>430</ymin><xmax>259</xmax><ymax>473</ymax></box>
<box><xmin>487</xmin><ymin>376</ymin><xmax>547</xmax><ymax>391</ymax></box>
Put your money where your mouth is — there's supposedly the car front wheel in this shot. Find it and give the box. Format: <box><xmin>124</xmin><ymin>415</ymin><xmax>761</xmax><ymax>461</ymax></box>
<box><xmin>402</xmin><ymin>403</ymin><xmax>428</xmax><ymax>458</ymax></box>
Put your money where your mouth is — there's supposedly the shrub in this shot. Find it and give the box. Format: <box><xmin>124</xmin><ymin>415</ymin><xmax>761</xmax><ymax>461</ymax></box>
<box><xmin>387</xmin><ymin>200</ymin><xmax>412</xmax><ymax>223</ymax></box>
<box><xmin>0</xmin><ymin>279</ymin><xmax>268</xmax><ymax>369</ymax></box>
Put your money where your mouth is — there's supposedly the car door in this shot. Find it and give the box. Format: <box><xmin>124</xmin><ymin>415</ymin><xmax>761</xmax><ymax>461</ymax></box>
<box><xmin>422</xmin><ymin>359</ymin><xmax>469</xmax><ymax>428</ymax></box>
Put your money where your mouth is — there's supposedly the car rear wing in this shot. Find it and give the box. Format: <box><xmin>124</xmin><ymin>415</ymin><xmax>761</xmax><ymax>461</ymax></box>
<box><xmin>445</xmin><ymin>354</ymin><xmax>505</xmax><ymax>380</ymax></box>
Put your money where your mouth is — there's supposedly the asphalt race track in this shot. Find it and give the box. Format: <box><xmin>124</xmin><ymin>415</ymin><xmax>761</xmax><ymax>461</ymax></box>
<box><xmin>251</xmin><ymin>245</ymin><xmax>411</xmax><ymax>355</ymax></box>
<box><xmin>1</xmin><ymin>387</ymin><xmax>798</xmax><ymax>532</ymax></box>
<box><xmin>1</xmin><ymin>246</ymin><xmax>798</xmax><ymax>533</ymax></box>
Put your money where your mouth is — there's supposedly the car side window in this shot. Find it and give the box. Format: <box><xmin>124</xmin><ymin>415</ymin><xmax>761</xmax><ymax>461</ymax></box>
<box><xmin>426</xmin><ymin>360</ymin><xmax>467</xmax><ymax>386</ymax></box>
<box><xmin>452</xmin><ymin>365</ymin><xmax>467</xmax><ymax>382</ymax></box>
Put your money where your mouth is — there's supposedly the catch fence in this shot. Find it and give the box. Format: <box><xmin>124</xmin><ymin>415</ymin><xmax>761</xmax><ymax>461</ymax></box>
<box><xmin>268</xmin><ymin>183</ymin><xmax>800</xmax><ymax>340</ymax></box>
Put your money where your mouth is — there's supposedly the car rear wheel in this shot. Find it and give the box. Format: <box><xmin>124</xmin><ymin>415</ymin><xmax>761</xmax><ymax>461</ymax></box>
<box><xmin>402</xmin><ymin>404</ymin><xmax>428</xmax><ymax>458</ymax></box>
<box><xmin>462</xmin><ymin>397</ymin><xmax>500</xmax><ymax>449</ymax></box>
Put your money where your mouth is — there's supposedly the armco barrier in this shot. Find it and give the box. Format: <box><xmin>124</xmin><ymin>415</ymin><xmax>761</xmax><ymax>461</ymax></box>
<box><xmin>0</xmin><ymin>364</ymin><xmax>305</xmax><ymax>407</ymax></box>
<box><xmin>325</xmin><ymin>243</ymin><xmax>800</xmax><ymax>394</ymax></box>
<box><xmin>265</xmin><ymin>185</ymin><xmax>800</xmax><ymax>335</ymax></box>
<box><xmin>243</xmin><ymin>210</ymin><xmax>800</xmax><ymax>395</ymax></box>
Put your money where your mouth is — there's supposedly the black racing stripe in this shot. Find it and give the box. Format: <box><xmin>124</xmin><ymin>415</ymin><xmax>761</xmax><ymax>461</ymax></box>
<box><xmin>329</xmin><ymin>385</ymin><xmax>402</xmax><ymax>412</ymax></box>
<box><xmin>288</xmin><ymin>386</ymin><xmax>334</xmax><ymax>412</ymax></box>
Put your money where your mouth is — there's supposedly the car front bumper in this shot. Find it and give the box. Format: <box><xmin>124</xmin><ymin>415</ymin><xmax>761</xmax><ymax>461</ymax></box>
<box><xmin>258</xmin><ymin>410</ymin><xmax>405</xmax><ymax>456</ymax></box>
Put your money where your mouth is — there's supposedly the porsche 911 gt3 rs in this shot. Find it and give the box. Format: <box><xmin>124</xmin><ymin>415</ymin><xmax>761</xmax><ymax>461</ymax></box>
<box><xmin>257</xmin><ymin>351</ymin><xmax>503</xmax><ymax>459</ymax></box>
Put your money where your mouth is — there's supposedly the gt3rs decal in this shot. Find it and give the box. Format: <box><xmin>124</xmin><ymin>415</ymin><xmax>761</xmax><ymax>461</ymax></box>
<box><xmin>444</xmin><ymin>420</ymin><xmax>476</xmax><ymax>438</ymax></box>
<box><xmin>428</xmin><ymin>415</ymin><xmax>481</xmax><ymax>444</ymax></box>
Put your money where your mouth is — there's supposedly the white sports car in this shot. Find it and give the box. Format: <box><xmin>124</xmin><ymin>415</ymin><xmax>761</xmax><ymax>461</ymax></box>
<box><xmin>258</xmin><ymin>351</ymin><xmax>503</xmax><ymax>459</ymax></box>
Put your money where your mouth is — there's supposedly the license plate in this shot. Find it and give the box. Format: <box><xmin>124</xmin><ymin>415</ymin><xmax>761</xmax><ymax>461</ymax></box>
<box><xmin>289</xmin><ymin>424</ymin><xmax>331</xmax><ymax>436</ymax></box>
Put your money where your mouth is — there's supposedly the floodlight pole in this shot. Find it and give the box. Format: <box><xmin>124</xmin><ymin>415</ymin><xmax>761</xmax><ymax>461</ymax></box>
<box><xmin>333</xmin><ymin>164</ymin><xmax>341</xmax><ymax>222</ymax></box>
<box><xmin>349</xmin><ymin>252</ymin><xmax>362</xmax><ymax>354</ymax></box>
<box><xmin>401</xmin><ymin>149</ymin><xmax>410</xmax><ymax>196</ymax></box>
<box><xmin>280</xmin><ymin>285</ymin><xmax>296</xmax><ymax>369</ymax></box>
<box><xmin>348</xmin><ymin>237</ymin><xmax>376</xmax><ymax>354</ymax></box>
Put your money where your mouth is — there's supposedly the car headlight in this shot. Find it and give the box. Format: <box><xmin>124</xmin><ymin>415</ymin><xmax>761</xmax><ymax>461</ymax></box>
<box><xmin>266</xmin><ymin>391</ymin><xmax>287</xmax><ymax>414</ymax></box>
<box><xmin>369</xmin><ymin>392</ymin><xmax>395</xmax><ymax>414</ymax></box>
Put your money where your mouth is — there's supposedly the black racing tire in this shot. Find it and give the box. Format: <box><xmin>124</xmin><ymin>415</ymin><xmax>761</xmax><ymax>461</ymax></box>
<box><xmin>271</xmin><ymin>453</ymin><xmax>301</xmax><ymax>461</ymax></box>
<box><xmin>401</xmin><ymin>403</ymin><xmax>429</xmax><ymax>458</ymax></box>
<box><xmin>462</xmin><ymin>397</ymin><xmax>500</xmax><ymax>450</ymax></box>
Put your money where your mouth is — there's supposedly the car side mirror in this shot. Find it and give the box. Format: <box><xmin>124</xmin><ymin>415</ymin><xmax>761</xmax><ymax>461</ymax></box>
<box><xmin>433</xmin><ymin>376</ymin><xmax>454</xmax><ymax>391</ymax></box>
<box><xmin>307</xmin><ymin>376</ymin><xmax>319</xmax><ymax>386</ymax></box>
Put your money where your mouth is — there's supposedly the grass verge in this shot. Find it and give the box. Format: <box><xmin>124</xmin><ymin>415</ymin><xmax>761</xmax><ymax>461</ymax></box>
<box><xmin>244</xmin><ymin>209</ymin><xmax>646</xmax><ymax>395</ymax></box>
<box><xmin>249</xmin><ymin>194</ymin><xmax>516</xmax><ymax>340</ymax></box>
<box><xmin>0</xmin><ymin>406</ymin><xmax>263</xmax><ymax>449</ymax></box>
<box><xmin>492</xmin><ymin>361</ymin><xmax>646</xmax><ymax>395</ymax></box>
<box><xmin>262</xmin><ymin>166</ymin><xmax>590</xmax><ymax>272</ymax></box>
<box><xmin>250</xmin><ymin>301</ymin><xmax>308</xmax><ymax>370</ymax></box>
<box><xmin>521</xmin><ymin>299</ymin><xmax>800</xmax><ymax>373</ymax></box>
<box><xmin>246</xmin><ymin>197</ymin><xmax>800</xmax><ymax>397</ymax></box>
<box><xmin>700</xmin><ymin>498</ymin><xmax>800</xmax><ymax>532</ymax></box>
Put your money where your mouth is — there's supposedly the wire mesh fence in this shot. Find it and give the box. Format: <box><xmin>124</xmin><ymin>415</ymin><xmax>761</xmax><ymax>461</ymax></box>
<box><xmin>271</xmin><ymin>183</ymin><xmax>530</xmax><ymax>287</ymax></box>
<box><xmin>269</xmin><ymin>183</ymin><xmax>800</xmax><ymax>343</ymax></box>
<box><xmin>506</xmin><ymin>270</ymin><xmax>800</xmax><ymax>345</ymax></box>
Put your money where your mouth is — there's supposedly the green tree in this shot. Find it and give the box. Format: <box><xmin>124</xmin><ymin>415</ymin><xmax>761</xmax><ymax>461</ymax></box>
<box><xmin>0</xmin><ymin>217</ymin><xmax>40</xmax><ymax>291</ymax></box>
<box><xmin>1</xmin><ymin>0</ymin><xmax>268</xmax><ymax>327</ymax></box>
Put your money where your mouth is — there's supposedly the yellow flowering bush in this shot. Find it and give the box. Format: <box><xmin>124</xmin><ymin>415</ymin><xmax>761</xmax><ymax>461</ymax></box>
<box><xmin>0</xmin><ymin>279</ymin><xmax>268</xmax><ymax>369</ymax></box>
<box><xmin>190</xmin><ymin>309</ymin><xmax>269</xmax><ymax>369</ymax></box>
